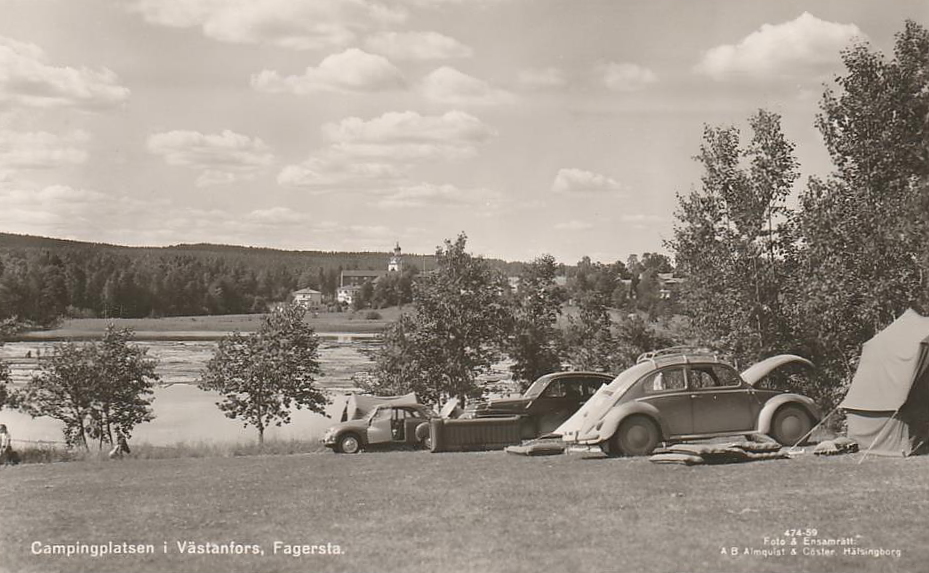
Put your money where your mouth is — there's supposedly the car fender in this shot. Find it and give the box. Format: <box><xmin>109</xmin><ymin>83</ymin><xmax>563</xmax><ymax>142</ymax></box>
<box><xmin>597</xmin><ymin>402</ymin><xmax>667</xmax><ymax>443</ymax></box>
<box><xmin>756</xmin><ymin>394</ymin><xmax>821</xmax><ymax>434</ymax></box>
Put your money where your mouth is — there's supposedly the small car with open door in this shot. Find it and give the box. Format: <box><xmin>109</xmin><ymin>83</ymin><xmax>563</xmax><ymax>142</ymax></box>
<box><xmin>556</xmin><ymin>348</ymin><xmax>820</xmax><ymax>456</ymax></box>
<box><xmin>322</xmin><ymin>403</ymin><xmax>436</xmax><ymax>454</ymax></box>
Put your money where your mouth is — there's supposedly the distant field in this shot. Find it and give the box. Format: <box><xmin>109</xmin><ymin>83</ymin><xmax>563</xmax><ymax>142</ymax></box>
<box><xmin>0</xmin><ymin>450</ymin><xmax>925</xmax><ymax>573</ymax></box>
<box><xmin>15</xmin><ymin>308</ymin><xmax>409</xmax><ymax>340</ymax></box>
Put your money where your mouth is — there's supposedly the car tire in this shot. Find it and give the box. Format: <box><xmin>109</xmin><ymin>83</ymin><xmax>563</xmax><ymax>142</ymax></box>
<box><xmin>770</xmin><ymin>405</ymin><xmax>812</xmax><ymax>446</ymax></box>
<box><xmin>336</xmin><ymin>433</ymin><xmax>362</xmax><ymax>454</ymax></box>
<box><xmin>613</xmin><ymin>415</ymin><xmax>661</xmax><ymax>456</ymax></box>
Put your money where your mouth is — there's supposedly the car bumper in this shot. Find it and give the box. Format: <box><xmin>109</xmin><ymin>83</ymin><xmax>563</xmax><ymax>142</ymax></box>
<box><xmin>559</xmin><ymin>429</ymin><xmax>602</xmax><ymax>446</ymax></box>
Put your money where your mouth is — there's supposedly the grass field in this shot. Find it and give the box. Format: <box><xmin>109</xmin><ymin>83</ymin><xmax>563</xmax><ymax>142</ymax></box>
<box><xmin>1</xmin><ymin>450</ymin><xmax>926</xmax><ymax>573</ymax></box>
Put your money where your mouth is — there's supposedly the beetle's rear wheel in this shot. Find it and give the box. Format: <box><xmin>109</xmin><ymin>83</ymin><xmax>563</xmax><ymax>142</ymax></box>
<box><xmin>770</xmin><ymin>406</ymin><xmax>812</xmax><ymax>446</ymax></box>
<box><xmin>612</xmin><ymin>415</ymin><xmax>661</xmax><ymax>456</ymax></box>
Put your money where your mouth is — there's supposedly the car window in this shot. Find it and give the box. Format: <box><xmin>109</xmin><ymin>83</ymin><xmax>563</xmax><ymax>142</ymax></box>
<box><xmin>541</xmin><ymin>380</ymin><xmax>565</xmax><ymax>398</ymax></box>
<box><xmin>643</xmin><ymin>368</ymin><xmax>685</xmax><ymax>393</ymax></box>
<box><xmin>581</xmin><ymin>380</ymin><xmax>603</xmax><ymax>397</ymax></box>
<box><xmin>689</xmin><ymin>365</ymin><xmax>742</xmax><ymax>389</ymax></box>
<box><xmin>711</xmin><ymin>365</ymin><xmax>742</xmax><ymax>387</ymax></box>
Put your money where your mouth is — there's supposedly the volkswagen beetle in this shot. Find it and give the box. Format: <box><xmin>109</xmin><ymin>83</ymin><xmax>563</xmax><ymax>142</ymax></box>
<box><xmin>556</xmin><ymin>348</ymin><xmax>820</xmax><ymax>456</ymax></box>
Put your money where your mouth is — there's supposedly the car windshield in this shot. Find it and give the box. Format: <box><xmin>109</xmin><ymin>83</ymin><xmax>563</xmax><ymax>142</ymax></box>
<box><xmin>523</xmin><ymin>377</ymin><xmax>552</xmax><ymax>398</ymax></box>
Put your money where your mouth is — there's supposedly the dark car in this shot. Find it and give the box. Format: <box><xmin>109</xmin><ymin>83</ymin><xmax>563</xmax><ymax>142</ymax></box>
<box><xmin>322</xmin><ymin>404</ymin><xmax>435</xmax><ymax>454</ymax></box>
<box><xmin>470</xmin><ymin>371</ymin><xmax>613</xmax><ymax>439</ymax></box>
<box><xmin>558</xmin><ymin>348</ymin><xmax>820</xmax><ymax>456</ymax></box>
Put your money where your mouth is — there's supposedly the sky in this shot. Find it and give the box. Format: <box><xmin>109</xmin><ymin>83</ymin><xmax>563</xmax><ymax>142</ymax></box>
<box><xmin>0</xmin><ymin>0</ymin><xmax>926</xmax><ymax>264</ymax></box>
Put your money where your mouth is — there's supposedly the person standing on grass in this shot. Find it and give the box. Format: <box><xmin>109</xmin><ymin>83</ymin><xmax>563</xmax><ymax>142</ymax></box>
<box><xmin>0</xmin><ymin>424</ymin><xmax>13</xmax><ymax>464</ymax></box>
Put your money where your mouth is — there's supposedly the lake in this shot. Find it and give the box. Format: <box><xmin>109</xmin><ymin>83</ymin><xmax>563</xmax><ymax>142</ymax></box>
<box><xmin>0</xmin><ymin>335</ymin><xmax>378</xmax><ymax>447</ymax></box>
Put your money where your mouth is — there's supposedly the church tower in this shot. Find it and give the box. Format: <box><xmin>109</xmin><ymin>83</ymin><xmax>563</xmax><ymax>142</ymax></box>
<box><xmin>388</xmin><ymin>242</ymin><xmax>402</xmax><ymax>272</ymax></box>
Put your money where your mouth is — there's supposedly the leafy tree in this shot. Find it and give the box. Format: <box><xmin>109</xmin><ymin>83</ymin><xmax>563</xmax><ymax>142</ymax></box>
<box><xmin>789</xmin><ymin>20</ymin><xmax>929</xmax><ymax>405</ymax></box>
<box><xmin>353</xmin><ymin>280</ymin><xmax>375</xmax><ymax>310</ymax></box>
<box><xmin>563</xmin><ymin>290</ymin><xmax>618</xmax><ymax>372</ymax></box>
<box><xmin>669</xmin><ymin>109</ymin><xmax>799</xmax><ymax>360</ymax></box>
<box><xmin>369</xmin><ymin>233</ymin><xmax>511</xmax><ymax>405</ymax></box>
<box><xmin>0</xmin><ymin>317</ymin><xmax>19</xmax><ymax>410</ymax></box>
<box><xmin>18</xmin><ymin>326</ymin><xmax>159</xmax><ymax>449</ymax></box>
<box><xmin>88</xmin><ymin>326</ymin><xmax>159</xmax><ymax>447</ymax></box>
<box><xmin>199</xmin><ymin>304</ymin><xmax>327</xmax><ymax>444</ymax></box>
<box><xmin>19</xmin><ymin>343</ymin><xmax>97</xmax><ymax>448</ymax></box>
<box><xmin>508</xmin><ymin>254</ymin><xmax>566</xmax><ymax>387</ymax></box>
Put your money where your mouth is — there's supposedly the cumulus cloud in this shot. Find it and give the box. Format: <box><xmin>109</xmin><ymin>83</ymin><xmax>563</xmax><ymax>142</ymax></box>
<box><xmin>373</xmin><ymin>182</ymin><xmax>501</xmax><ymax>209</ymax></box>
<box><xmin>694</xmin><ymin>12</ymin><xmax>865</xmax><ymax>81</ymax></box>
<box><xmin>0</xmin><ymin>181</ymin><xmax>406</xmax><ymax>250</ymax></box>
<box><xmin>277</xmin><ymin>157</ymin><xmax>405</xmax><ymax>188</ymax></box>
<box><xmin>552</xmin><ymin>168</ymin><xmax>623</xmax><ymax>194</ymax></box>
<box><xmin>0</xmin><ymin>184</ymin><xmax>155</xmax><ymax>238</ymax></box>
<box><xmin>279</xmin><ymin>110</ymin><xmax>495</xmax><ymax>189</ymax></box>
<box><xmin>251</xmin><ymin>49</ymin><xmax>406</xmax><ymax>95</ymax></box>
<box><xmin>599</xmin><ymin>62</ymin><xmax>657</xmax><ymax>92</ymax></box>
<box><xmin>0</xmin><ymin>36</ymin><xmax>130</xmax><ymax>109</ymax></box>
<box><xmin>0</xmin><ymin>130</ymin><xmax>90</xmax><ymax>169</ymax></box>
<box><xmin>518</xmin><ymin>67</ymin><xmax>567</xmax><ymax>90</ymax></box>
<box><xmin>364</xmin><ymin>31</ymin><xmax>472</xmax><ymax>60</ymax></box>
<box><xmin>130</xmin><ymin>0</ymin><xmax>406</xmax><ymax>50</ymax></box>
<box><xmin>421</xmin><ymin>66</ymin><xmax>516</xmax><ymax>105</ymax></box>
<box><xmin>324</xmin><ymin>110</ymin><xmax>495</xmax><ymax>160</ymax></box>
<box><xmin>554</xmin><ymin>220</ymin><xmax>594</xmax><ymax>231</ymax></box>
<box><xmin>147</xmin><ymin>129</ymin><xmax>274</xmax><ymax>186</ymax></box>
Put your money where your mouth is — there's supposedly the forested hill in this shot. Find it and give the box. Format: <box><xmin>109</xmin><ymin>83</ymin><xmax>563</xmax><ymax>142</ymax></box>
<box><xmin>0</xmin><ymin>233</ymin><xmax>523</xmax><ymax>323</ymax></box>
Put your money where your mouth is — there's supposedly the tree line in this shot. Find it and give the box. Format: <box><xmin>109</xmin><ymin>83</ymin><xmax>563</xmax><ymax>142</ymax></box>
<box><xmin>0</xmin><ymin>236</ymin><xmax>531</xmax><ymax>325</ymax></box>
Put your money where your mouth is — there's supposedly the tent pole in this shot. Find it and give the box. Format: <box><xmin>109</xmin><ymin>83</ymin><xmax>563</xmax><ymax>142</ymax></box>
<box><xmin>788</xmin><ymin>404</ymin><xmax>841</xmax><ymax>453</ymax></box>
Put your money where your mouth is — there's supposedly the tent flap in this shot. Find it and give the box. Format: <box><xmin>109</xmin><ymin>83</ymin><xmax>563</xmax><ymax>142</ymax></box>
<box><xmin>840</xmin><ymin>309</ymin><xmax>929</xmax><ymax>411</ymax></box>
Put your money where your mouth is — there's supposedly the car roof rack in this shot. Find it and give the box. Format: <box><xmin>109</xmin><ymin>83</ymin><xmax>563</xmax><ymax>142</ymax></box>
<box><xmin>636</xmin><ymin>345</ymin><xmax>720</xmax><ymax>365</ymax></box>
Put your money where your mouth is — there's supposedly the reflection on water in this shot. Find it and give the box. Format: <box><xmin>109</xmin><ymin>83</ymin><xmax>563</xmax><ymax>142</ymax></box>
<box><xmin>0</xmin><ymin>384</ymin><xmax>348</xmax><ymax>446</ymax></box>
<box><xmin>0</xmin><ymin>337</ymin><xmax>371</xmax><ymax>446</ymax></box>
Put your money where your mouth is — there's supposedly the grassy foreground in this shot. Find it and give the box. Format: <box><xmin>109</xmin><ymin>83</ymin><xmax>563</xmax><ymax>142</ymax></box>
<box><xmin>0</xmin><ymin>450</ymin><xmax>926</xmax><ymax>573</ymax></box>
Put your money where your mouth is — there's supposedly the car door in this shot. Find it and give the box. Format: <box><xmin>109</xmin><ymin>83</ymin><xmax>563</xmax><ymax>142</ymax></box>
<box><xmin>637</xmin><ymin>366</ymin><xmax>692</xmax><ymax>436</ymax></box>
<box><xmin>528</xmin><ymin>379</ymin><xmax>578</xmax><ymax>435</ymax></box>
<box><xmin>390</xmin><ymin>407</ymin><xmax>408</xmax><ymax>442</ymax></box>
<box><xmin>366</xmin><ymin>406</ymin><xmax>393</xmax><ymax>445</ymax></box>
<box><xmin>688</xmin><ymin>364</ymin><xmax>756</xmax><ymax>434</ymax></box>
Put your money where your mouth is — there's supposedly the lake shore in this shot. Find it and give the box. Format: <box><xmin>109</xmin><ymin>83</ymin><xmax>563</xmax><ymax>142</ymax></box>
<box><xmin>9</xmin><ymin>308</ymin><xmax>407</xmax><ymax>341</ymax></box>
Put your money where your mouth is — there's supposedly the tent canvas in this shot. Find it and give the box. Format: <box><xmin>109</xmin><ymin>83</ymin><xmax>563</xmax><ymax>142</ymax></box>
<box><xmin>839</xmin><ymin>309</ymin><xmax>929</xmax><ymax>456</ymax></box>
<box><xmin>340</xmin><ymin>392</ymin><xmax>418</xmax><ymax>422</ymax></box>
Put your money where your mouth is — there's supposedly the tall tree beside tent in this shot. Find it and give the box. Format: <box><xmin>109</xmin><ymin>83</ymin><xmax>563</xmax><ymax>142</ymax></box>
<box><xmin>199</xmin><ymin>304</ymin><xmax>327</xmax><ymax>445</ymax></box>
<box><xmin>791</xmin><ymin>20</ymin><xmax>929</xmax><ymax>405</ymax></box>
